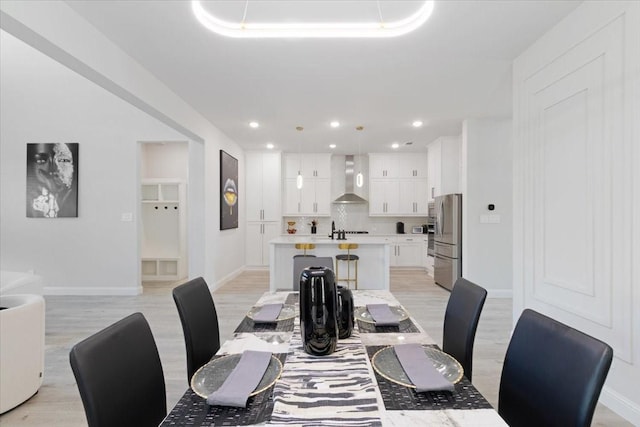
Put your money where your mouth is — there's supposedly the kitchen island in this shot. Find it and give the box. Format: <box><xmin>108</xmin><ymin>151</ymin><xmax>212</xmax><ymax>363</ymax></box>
<box><xmin>269</xmin><ymin>236</ymin><xmax>391</xmax><ymax>292</ymax></box>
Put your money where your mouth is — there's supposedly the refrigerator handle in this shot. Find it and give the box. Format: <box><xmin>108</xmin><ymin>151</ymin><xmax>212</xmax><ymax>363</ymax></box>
<box><xmin>439</xmin><ymin>199</ymin><xmax>445</xmax><ymax>236</ymax></box>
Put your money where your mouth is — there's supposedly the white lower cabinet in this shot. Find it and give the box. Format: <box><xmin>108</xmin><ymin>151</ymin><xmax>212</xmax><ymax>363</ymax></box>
<box><xmin>246</xmin><ymin>222</ymin><xmax>280</xmax><ymax>266</ymax></box>
<box><xmin>387</xmin><ymin>236</ymin><xmax>425</xmax><ymax>267</ymax></box>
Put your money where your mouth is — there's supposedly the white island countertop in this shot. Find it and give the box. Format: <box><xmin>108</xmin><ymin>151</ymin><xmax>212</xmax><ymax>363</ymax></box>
<box><xmin>270</xmin><ymin>235</ymin><xmax>392</xmax><ymax>245</ymax></box>
<box><xmin>269</xmin><ymin>236</ymin><xmax>391</xmax><ymax>292</ymax></box>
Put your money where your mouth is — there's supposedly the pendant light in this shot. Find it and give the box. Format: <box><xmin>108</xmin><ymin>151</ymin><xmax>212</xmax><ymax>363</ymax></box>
<box><xmin>356</xmin><ymin>126</ymin><xmax>364</xmax><ymax>188</ymax></box>
<box><xmin>296</xmin><ymin>126</ymin><xmax>304</xmax><ymax>189</ymax></box>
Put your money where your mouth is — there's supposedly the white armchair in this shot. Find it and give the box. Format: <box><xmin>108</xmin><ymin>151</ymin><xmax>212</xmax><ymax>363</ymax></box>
<box><xmin>0</xmin><ymin>294</ymin><xmax>45</xmax><ymax>414</ymax></box>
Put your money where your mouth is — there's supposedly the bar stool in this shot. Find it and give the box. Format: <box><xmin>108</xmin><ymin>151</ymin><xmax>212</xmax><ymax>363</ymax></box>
<box><xmin>335</xmin><ymin>243</ymin><xmax>359</xmax><ymax>289</ymax></box>
<box><xmin>293</xmin><ymin>243</ymin><xmax>316</xmax><ymax>290</ymax></box>
<box><xmin>294</xmin><ymin>243</ymin><xmax>316</xmax><ymax>257</ymax></box>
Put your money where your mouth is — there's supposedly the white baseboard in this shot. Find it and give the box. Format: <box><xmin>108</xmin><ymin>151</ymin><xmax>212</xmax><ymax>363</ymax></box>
<box><xmin>486</xmin><ymin>289</ymin><xmax>513</xmax><ymax>299</ymax></box>
<box><xmin>212</xmin><ymin>267</ymin><xmax>244</xmax><ymax>291</ymax></box>
<box><xmin>600</xmin><ymin>386</ymin><xmax>640</xmax><ymax>426</ymax></box>
<box><xmin>44</xmin><ymin>286</ymin><xmax>143</xmax><ymax>296</ymax></box>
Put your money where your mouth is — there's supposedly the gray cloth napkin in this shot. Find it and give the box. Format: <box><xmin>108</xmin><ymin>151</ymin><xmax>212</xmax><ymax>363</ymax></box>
<box><xmin>394</xmin><ymin>344</ymin><xmax>454</xmax><ymax>392</ymax></box>
<box><xmin>252</xmin><ymin>303</ymin><xmax>283</xmax><ymax>323</ymax></box>
<box><xmin>366</xmin><ymin>304</ymin><xmax>400</xmax><ymax>326</ymax></box>
<box><xmin>206</xmin><ymin>350</ymin><xmax>272</xmax><ymax>407</ymax></box>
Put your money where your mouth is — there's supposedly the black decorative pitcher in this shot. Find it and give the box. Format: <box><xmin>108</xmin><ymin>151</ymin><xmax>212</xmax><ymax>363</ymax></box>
<box><xmin>337</xmin><ymin>285</ymin><xmax>354</xmax><ymax>339</ymax></box>
<box><xmin>299</xmin><ymin>266</ymin><xmax>338</xmax><ymax>356</ymax></box>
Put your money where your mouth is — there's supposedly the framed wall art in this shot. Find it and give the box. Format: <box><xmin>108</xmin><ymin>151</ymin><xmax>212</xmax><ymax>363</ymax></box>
<box><xmin>26</xmin><ymin>142</ymin><xmax>79</xmax><ymax>218</ymax></box>
<box><xmin>220</xmin><ymin>150</ymin><xmax>238</xmax><ymax>230</ymax></box>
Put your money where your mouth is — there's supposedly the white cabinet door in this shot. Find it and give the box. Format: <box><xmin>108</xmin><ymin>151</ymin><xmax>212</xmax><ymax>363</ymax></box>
<box><xmin>440</xmin><ymin>137</ymin><xmax>461</xmax><ymax>195</ymax></box>
<box><xmin>246</xmin><ymin>152</ymin><xmax>281</xmax><ymax>221</ymax></box>
<box><xmin>313</xmin><ymin>179</ymin><xmax>331</xmax><ymax>216</ymax></box>
<box><xmin>396</xmin><ymin>153</ymin><xmax>428</xmax><ymax>178</ymax></box>
<box><xmin>369</xmin><ymin>180</ymin><xmax>400</xmax><ymax>215</ymax></box>
<box><xmin>261</xmin><ymin>152</ymin><xmax>282</xmax><ymax>221</ymax></box>
<box><xmin>302</xmin><ymin>154</ymin><xmax>331</xmax><ymax>179</ymax></box>
<box><xmin>245</xmin><ymin>222</ymin><xmax>264</xmax><ymax>266</ymax></box>
<box><xmin>427</xmin><ymin>141</ymin><xmax>442</xmax><ymax>201</ymax></box>
<box><xmin>399</xmin><ymin>179</ymin><xmax>429</xmax><ymax>215</ymax></box>
<box><xmin>262</xmin><ymin>222</ymin><xmax>280</xmax><ymax>264</ymax></box>
<box><xmin>245</xmin><ymin>154</ymin><xmax>263</xmax><ymax>222</ymax></box>
<box><xmin>369</xmin><ymin>154</ymin><xmax>399</xmax><ymax>178</ymax></box>
<box><xmin>283</xmin><ymin>179</ymin><xmax>301</xmax><ymax>215</ymax></box>
<box><xmin>246</xmin><ymin>222</ymin><xmax>280</xmax><ymax>266</ymax></box>
<box><xmin>395</xmin><ymin>237</ymin><xmax>424</xmax><ymax>267</ymax></box>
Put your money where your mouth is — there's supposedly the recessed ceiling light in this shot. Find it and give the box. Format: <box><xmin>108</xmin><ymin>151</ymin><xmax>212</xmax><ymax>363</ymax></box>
<box><xmin>266</xmin><ymin>143</ymin><xmax>274</xmax><ymax>149</ymax></box>
<box><xmin>330</xmin><ymin>121</ymin><xmax>340</xmax><ymax>128</ymax></box>
<box><xmin>391</xmin><ymin>143</ymin><xmax>400</xmax><ymax>149</ymax></box>
<box><xmin>412</xmin><ymin>120</ymin><xmax>423</xmax><ymax>128</ymax></box>
<box><xmin>249</xmin><ymin>121</ymin><xmax>259</xmax><ymax>128</ymax></box>
<box><xmin>192</xmin><ymin>1</ymin><xmax>435</xmax><ymax>39</ymax></box>
<box><xmin>329</xmin><ymin>144</ymin><xmax>336</xmax><ymax>149</ymax></box>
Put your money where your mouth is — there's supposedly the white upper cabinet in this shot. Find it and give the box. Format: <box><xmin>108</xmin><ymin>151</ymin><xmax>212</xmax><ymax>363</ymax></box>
<box><xmin>283</xmin><ymin>153</ymin><xmax>332</xmax><ymax>216</ymax></box>
<box><xmin>246</xmin><ymin>152</ymin><xmax>281</xmax><ymax>221</ymax></box>
<box><xmin>369</xmin><ymin>154</ymin><xmax>399</xmax><ymax>178</ymax></box>
<box><xmin>427</xmin><ymin>136</ymin><xmax>460</xmax><ymax>201</ymax></box>
<box><xmin>395</xmin><ymin>153</ymin><xmax>428</xmax><ymax>178</ymax></box>
<box><xmin>369</xmin><ymin>152</ymin><xmax>428</xmax><ymax>216</ymax></box>
<box><xmin>398</xmin><ymin>179</ymin><xmax>429</xmax><ymax>215</ymax></box>
<box><xmin>283</xmin><ymin>153</ymin><xmax>331</xmax><ymax>179</ymax></box>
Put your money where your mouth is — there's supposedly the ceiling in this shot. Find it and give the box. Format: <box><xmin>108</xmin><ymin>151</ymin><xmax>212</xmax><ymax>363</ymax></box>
<box><xmin>64</xmin><ymin>1</ymin><xmax>581</xmax><ymax>154</ymax></box>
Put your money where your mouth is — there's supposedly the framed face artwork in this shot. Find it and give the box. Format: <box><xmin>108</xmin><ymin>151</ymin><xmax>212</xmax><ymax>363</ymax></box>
<box><xmin>220</xmin><ymin>150</ymin><xmax>238</xmax><ymax>230</ymax></box>
<box><xmin>26</xmin><ymin>143</ymin><xmax>79</xmax><ymax>218</ymax></box>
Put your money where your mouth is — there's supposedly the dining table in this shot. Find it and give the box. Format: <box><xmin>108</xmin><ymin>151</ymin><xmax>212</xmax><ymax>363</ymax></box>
<box><xmin>161</xmin><ymin>290</ymin><xmax>508</xmax><ymax>426</ymax></box>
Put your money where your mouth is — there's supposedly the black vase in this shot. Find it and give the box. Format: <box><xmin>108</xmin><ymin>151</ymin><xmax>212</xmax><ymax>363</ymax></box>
<box><xmin>337</xmin><ymin>285</ymin><xmax>354</xmax><ymax>339</ymax></box>
<box><xmin>311</xmin><ymin>225</ymin><xmax>317</xmax><ymax>234</ymax></box>
<box><xmin>299</xmin><ymin>267</ymin><xmax>338</xmax><ymax>356</ymax></box>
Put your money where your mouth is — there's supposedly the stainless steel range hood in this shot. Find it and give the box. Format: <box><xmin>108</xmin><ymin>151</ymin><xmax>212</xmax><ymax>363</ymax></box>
<box><xmin>334</xmin><ymin>155</ymin><xmax>367</xmax><ymax>204</ymax></box>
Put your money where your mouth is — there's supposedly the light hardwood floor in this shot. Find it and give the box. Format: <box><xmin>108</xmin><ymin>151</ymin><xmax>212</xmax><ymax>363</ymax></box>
<box><xmin>0</xmin><ymin>269</ymin><xmax>629</xmax><ymax>426</ymax></box>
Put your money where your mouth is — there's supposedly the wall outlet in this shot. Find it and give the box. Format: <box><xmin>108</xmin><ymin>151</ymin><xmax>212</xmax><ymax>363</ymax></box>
<box><xmin>121</xmin><ymin>212</ymin><xmax>133</xmax><ymax>222</ymax></box>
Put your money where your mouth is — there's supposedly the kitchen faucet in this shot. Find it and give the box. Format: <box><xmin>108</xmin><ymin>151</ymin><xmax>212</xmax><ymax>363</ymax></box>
<box><xmin>330</xmin><ymin>221</ymin><xmax>336</xmax><ymax>239</ymax></box>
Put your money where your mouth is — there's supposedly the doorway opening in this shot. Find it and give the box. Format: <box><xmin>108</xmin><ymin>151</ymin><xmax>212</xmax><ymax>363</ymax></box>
<box><xmin>139</xmin><ymin>141</ymin><xmax>189</xmax><ymax>288</ymax></box>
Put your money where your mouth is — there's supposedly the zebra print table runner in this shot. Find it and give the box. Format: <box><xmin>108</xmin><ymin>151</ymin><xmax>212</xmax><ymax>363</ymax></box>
<box><xmin>270</xmin><ymin>325</ymin><xmax>384</xmax><ymax>426</ymax></box>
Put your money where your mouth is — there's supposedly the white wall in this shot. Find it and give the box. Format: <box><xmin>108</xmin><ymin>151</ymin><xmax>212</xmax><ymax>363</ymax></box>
<box><xmin>0</xmin><ymin>30</ymin><xmax>185</xmax><ymax>294</ymax></box>
<box><xmin>141</xmin><ymin>142</ymin><xmax>188</xmax><ymax>180</ymax></box>
<box><xmin>461</xmin><ymin>119</ymin><xmax>513</xmax><ymax>297</ymax></box>
<box><xmin>0</xmin><ymin>0</ymin><xmax>246</xmax><ymax>290</ymax></box>
<box><xmin>513</xmin><ymin>1</ymin><xmax>639</xmax><ymax>423</ymax></box>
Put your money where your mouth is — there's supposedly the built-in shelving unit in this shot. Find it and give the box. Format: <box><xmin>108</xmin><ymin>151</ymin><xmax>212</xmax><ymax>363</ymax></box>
<box><xmin>140</xmin><ymin>179</ymin><xmax>187</xmax><ymax>281</ymax></box>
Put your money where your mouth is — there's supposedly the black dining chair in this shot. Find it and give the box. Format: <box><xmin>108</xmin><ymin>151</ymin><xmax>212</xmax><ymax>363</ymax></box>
<box><xmin>498</xmin><ymin>309</ymin><xmax>613</xmax><ymax>427</ymax></box>
<box><xmin>172</xmin><ymin>276</ymin><xmax>221</xmax><ymax>383</ymax></box>
<box><xmin>69</xmin><ymin>312</ymin><xmax>166</xmax><ymax>427</ymax></box>
<box><xmin>442</xmin><ymin>277</ymin><xmax>487</xmax><ymax>382</ymax></box>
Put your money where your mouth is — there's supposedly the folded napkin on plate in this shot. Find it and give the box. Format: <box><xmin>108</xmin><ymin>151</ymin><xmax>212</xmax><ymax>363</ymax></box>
<box><xmin>366</xmin><ymin>303</ymin><xmax>400</xmax><ymax>326</ymax></box>
<box><xmin>206</xmin><ymin>350</ymin><xmax>272</xmax><ymax>408</ymax></box>
<box><xmin>394</xmin><ymin>343</ymin><xmax>454</xmax><ymax>392</ymax></box>
<box><xmin>252</xmin><ymin>303</ymin><xmax>283</xmax><ymax>323</ymax></box>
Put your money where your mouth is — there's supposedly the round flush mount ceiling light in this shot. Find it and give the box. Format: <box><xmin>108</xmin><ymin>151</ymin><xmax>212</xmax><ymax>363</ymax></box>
<box><xmin>329</xmin><ymin>144</ymin><xmax>337</xmax><ymax>149</ymax></box>
<box><xmin>391</xmin><ymin>142</ymin><xmax>400</xmax><ymax>149</ymax></box>
<box><xmin>330</xmin><ymin>121</ymin><xmax>340</xmax><ymax>128</ymax></box>
<box><xmin>412</xmin><ymin>120</ymin><xmax>423</xmax><ymax>128</ymax></box>
<box><xmin>249</xmin><ymin>121</ymin><xmax>259</xmax><ymax>128</ymax></box>
<box><xmin>266</xmin><ymin>143</ymin><xmax>274</xmax><ymax>149</ymax></box>
<box><xmin>192</xmin><ymin>1</ymin><xmax>435</xmax><ymax>39</ymax></box>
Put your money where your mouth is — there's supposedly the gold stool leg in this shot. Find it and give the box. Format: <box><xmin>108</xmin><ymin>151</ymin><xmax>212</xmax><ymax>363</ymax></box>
<box><xmin>354</xmin><ymin>259</ymin><xmax>358</xmax><ymax>290</ymax></box>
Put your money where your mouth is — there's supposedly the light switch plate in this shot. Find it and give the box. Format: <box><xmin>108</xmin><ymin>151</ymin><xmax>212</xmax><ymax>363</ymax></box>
<box><xmin>121</xmin><ymin>212</ymin><xmax>133</xmax><ymax>222</ymax></box>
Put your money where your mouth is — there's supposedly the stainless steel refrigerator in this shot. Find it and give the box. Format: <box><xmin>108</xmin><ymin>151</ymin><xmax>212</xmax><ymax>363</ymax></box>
<box><xmin>434</xmin><ymin>193</ymin><xmax>462</xmax><ymax>290</ymax></box>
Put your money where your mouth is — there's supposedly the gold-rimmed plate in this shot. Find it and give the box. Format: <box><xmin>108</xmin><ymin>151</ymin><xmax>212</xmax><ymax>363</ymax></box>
<box><xmin>371</xmin><ymin>345</ymin><xmax>463</xmax><ymax>388</ymax></box>
<box><xmin>354</xmin><ymin>306</ymin><xmax>409</xmax><ymax>324</ymax></box>
<box><xmin>191</xmin><ymin>354</ymin><xmax>283</xmax><ymax>398</ymax></box>
<box><xmin>247</xmin><ymin>304</ymin><xmax>296</xmax><ymax>322</ymax></box>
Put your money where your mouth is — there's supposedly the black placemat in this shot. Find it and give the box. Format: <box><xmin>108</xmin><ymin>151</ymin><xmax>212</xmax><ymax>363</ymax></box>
<box><xmin>357</xmin><ymin>317</ymin><xmax>420</xmax><ymax>333</ymax></box>
<box><xmin>234</xmin><ymin>316</ymin><xmax>295</xmax><ymax>333</ymax></box>
<box><xmin>366</xmin><ymin>346</ymin><xmax>494</xmax><ymax>411</ymax></box>
<box><xmin>161</xmin><ymin>353</ymin><xmax>287</xmax><ymax>426</ymax></box>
